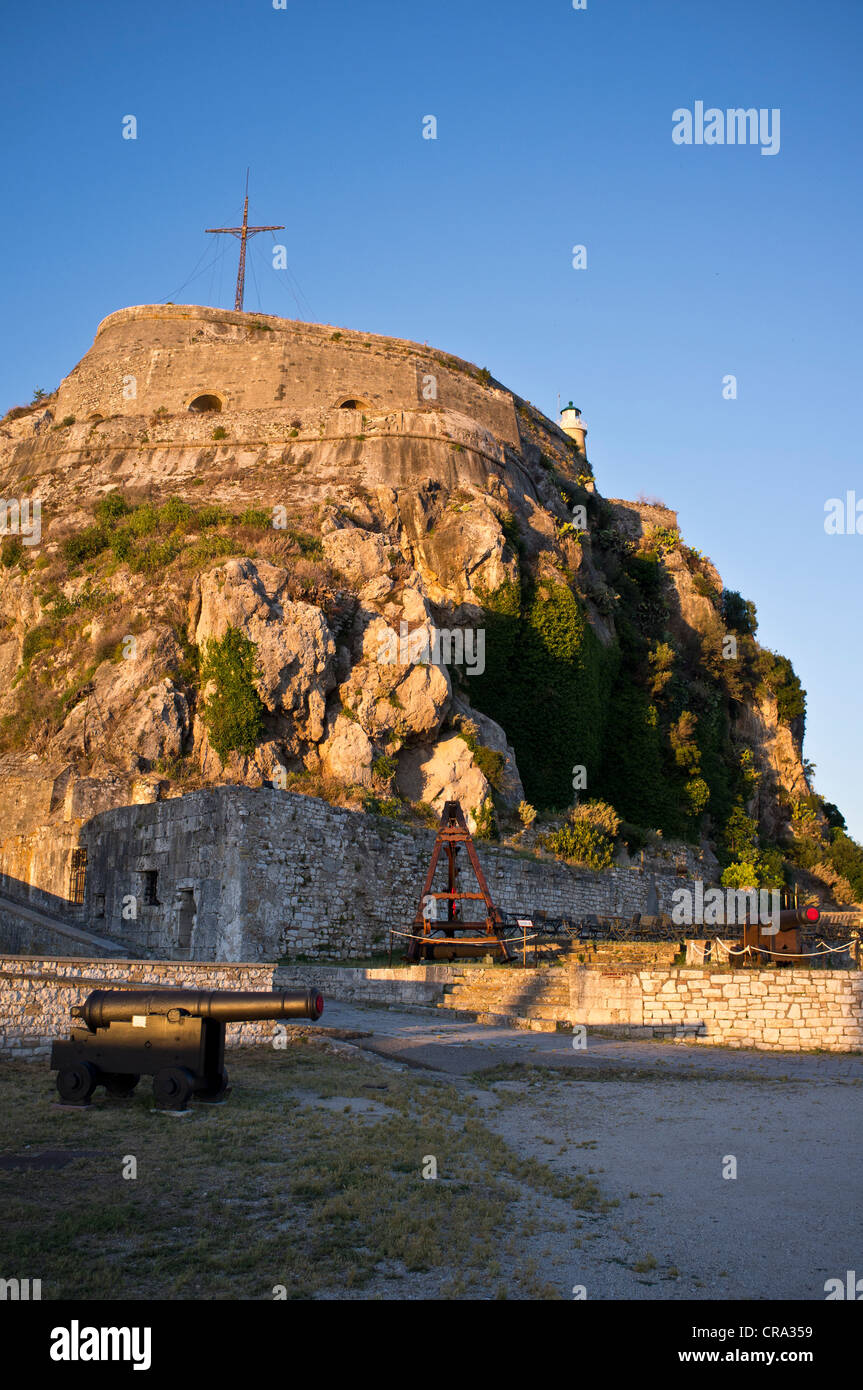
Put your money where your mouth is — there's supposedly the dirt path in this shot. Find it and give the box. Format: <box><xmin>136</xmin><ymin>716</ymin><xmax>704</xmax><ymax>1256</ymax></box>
<box><xmin>319</xmin><ymin>1002</ymin><xmax>863</xmax><ymax>1299</ymax></box>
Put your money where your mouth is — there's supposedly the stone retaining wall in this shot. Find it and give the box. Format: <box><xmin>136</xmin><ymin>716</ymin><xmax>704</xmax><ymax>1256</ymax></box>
<box><xmin>278</xmin><ymin>962</ymin><xmax>863</xmax><ymax>1052</ymax></box>
<box><xmin>7</xmin><ymin>954</ymin><xmax>860</xmax><ymax>1057</ymax></box>
<box><xmin>0</xmin><ymin>955</ymin><xmax>281</xmax><ymax>1058</ymax></box>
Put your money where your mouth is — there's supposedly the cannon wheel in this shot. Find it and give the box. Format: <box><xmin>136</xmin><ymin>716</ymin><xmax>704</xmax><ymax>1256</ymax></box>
<box><xmin>195</xmin><ymin>1070</ymin><xmax>229</xmax><ymax>1104</ymax></box>
<box><xmin>152</xmin><ymin>1066</ymin><xmax>195</xmax><ymax>1111</ymax></box>
<box><xmin>56</xmin><ymin>1061</ymin><xmax>99</xmax><ymax>1105</ymax></box>
<box><xmin>102</xmin><ymin>1071</ymin><xmax>140</xmax><ymax>1098</ymax></box>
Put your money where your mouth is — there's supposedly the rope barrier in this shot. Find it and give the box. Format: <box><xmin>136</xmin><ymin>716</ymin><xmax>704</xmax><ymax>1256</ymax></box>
<box><xmin>388</xmin><ymin>926</ymin><xmax>539</xmax><ymax>946</ymax></box>
<box><xmin>711</xmin><ymin>940</ymin><xmax>854</xmax><ymax>960</ymax></box>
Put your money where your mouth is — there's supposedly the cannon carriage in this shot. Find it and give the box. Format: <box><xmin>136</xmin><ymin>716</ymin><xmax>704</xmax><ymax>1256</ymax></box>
<box><xmin>50</xmin><ymin>986</ymin><xmax>324</xmax><ymax>1111</ymax></box>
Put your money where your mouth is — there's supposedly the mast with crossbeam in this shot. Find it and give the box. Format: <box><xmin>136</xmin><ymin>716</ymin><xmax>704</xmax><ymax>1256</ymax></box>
<box><xmin>205</xmin><ymin>171</ymin><xmax>284</xmax><ymax>312</ymax></box>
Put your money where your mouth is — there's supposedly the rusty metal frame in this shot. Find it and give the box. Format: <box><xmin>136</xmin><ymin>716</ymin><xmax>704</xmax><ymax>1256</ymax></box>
<box><xmin>405</xmin><ymin>801</ymin><xmax>510</xmax><ymax>962</ymax></box>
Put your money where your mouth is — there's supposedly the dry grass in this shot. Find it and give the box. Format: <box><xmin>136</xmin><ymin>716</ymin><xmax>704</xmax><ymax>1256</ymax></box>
<box><xmin>0</xmin><ymin>1044</ymin><xmax>605</xmax><ymax>1301</ymax></box>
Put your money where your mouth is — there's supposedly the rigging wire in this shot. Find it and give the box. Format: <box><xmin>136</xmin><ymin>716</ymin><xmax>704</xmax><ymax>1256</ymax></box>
<box><xmin>159</xmin><ymin>239</ymin><xmax>218</xmax><ymax>304</ymax></box>
<box><xmin>248</xmin><ymin>234</ymin><xmax>314</xmax><ymax>321</ymax></box>
<box><xmin>249</xmin><ymin>244</ymin><xmax>262</xmax><ymax>313</ymax></box>
<box><xmin>164</xmin><ymin>239</ymin><xmax>231</xmax><ymax>307</ymax></box>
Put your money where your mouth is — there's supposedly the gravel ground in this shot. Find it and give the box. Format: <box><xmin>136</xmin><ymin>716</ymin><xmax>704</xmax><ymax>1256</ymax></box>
<box><xmin>316</xmin><ymin>1001</ymin><xmax>863</xmax><ymax>1300</ymax></box>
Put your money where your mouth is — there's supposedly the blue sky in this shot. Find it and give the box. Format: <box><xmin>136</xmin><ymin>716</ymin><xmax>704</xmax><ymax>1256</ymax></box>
<box><xmin>1</xmin><ymin>0</ymin><xmax>860</xmax><ymax>835</ymax></box>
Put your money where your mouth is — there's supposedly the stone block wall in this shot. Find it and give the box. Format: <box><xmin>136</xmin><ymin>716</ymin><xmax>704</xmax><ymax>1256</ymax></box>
<box><xmin>277</xmin><ymin>962</ymin><xmax>863</xmax><ymax>1052</ymax></box>
<box><xmin>55</xmin><ymin>305</ymin><xmax>522</xmax><ymax>446</ymax></box>
<box><xmin>0</xmin><ymin>955</ymin><xmax>283</xmax><ymax>1059</ymax></box>
<box><xmin>70</xmin><ymin>786</ymin><xmax>712</xmax><ymax>962</ymax></box>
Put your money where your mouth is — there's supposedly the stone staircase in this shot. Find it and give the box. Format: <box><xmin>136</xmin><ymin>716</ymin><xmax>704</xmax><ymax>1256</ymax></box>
<box><xmin>0</xmin><ymin>892</ymin><xmax>132</xmax><ymax>958</ymax></box>
<box><xmin>434</xmin><ymin>967</ymin><xmax>572</xmax><ymax>1033</ymax></box>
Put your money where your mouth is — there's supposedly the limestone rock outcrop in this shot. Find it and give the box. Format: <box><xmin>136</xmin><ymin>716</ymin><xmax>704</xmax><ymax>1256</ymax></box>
<box><xmin>192</xmin><ymin>558</ymin><xmax>337</xmax><ymax>747</ymax></box>
<box><xmin>395</xmin><ymin>734</ymin><xmax>491</xmax><ymax>832</ymax></box>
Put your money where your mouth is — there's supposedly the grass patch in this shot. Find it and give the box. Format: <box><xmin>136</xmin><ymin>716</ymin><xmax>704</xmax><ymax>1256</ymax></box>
<box><xmin>0</xmin><ymin>1047</ymin><xmax>605</xmax><ymax>1299</ymax></box>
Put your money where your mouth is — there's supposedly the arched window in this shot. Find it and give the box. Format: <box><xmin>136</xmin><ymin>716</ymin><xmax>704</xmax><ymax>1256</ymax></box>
<box><xmin>188</xmin><ymin>394</ymin><xmax>223</xmax><ymax>413</ymax></box>
<box><xmin>336</xmin><ymin>398</ymin><xmax>368</xmax><ymax>410</ymax></box>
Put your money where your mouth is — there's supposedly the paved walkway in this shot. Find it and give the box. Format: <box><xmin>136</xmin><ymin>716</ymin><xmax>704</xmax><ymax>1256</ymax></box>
<box><xmin>319</xmin><ymin>1000</ymin><xmax>863</xmax><ymax>1081</ymax></box>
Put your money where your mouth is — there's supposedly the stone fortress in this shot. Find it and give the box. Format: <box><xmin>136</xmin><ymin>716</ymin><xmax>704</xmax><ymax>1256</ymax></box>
<box><xmin>0</xmin><ymin>302</ymin><xmax>849</xmax><ymax>973</ymax></box>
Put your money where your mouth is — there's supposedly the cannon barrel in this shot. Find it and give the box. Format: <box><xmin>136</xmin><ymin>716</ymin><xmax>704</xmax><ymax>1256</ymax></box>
<box><xmin>73</xmin><ymin>987</ymin><xmax>324</xmax><ymax>1031</ymax></box>
<box><xmin>775</xmin><ymin>907</ymin><xmax>820</xmax><ymax>929</ymax></box>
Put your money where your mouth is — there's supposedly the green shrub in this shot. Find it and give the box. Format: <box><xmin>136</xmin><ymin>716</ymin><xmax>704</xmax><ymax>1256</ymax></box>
<box><xmin>62</xmin><ymin>526</ymin><xmax>109</xmax><ymax>564</ymax></box>
<box><xmin>129</xmin><ymin>538</ymin><xmax>182</xmax><ymax>573</ymax></box>
<box><xmin>109</xmin><ymin>530</ymin><xmax>134</xmax><ymax>561</ymax></box>
<box><xmin>692</xmin><ymin>572</ymin><xmax>720</xmax><ymax>603</ymax></box>
<box><xmin>21</xmin><ymin>622</ymin><xmax>59</xmax><ymax>670</ymax></box>
<box><xmin>643</xmin><ymin>525</ymin><xmax>679</xmax><ymax>556</ymax></box>
<box><xmin>159</xmin><ymin>496</ymin><xmax>193</xmax><ymax>527</ymax></box>
<box><xmin>721</xmin><ymin>590</ymin><xmax>758</xmax><ymax>636</ymax></box>
<box><xmin>1</xmin><ymin>537</ymin><xmax>25</xmax><ymax>568</ymax></box>
<box><xmin>542</xmin><ymin>819</ymin><xmax>614</xmax><ymax>870</ymax></box>
<box><xmin>239</xmin><ymin>506</ymin><xmax>271</xmax><ymax>529</ymax></box>
<box><xmin>619</xmin><ymin>821</ymin><xmax>650</xmax><ymax>853</ymax></box>
<box><xmin>456</xmin><ymin>724</ymin><xmax>505</xmax><ymax>790</ymax></box>
<box><xmin>829</xmin><ymin>829</ymin><xmax>863</xmax><ymax>902</ymax></box>
<box><xmin>541</xmin><ymin>800</ymin><xmax>620</xmax><ymax>868</ymax></box>
<box><xmin>184</xmin><ymin>534</ymin><xmax>240</xmax><ymax>565</ymax></box>
<box><xmin>289</xmin><ymin>530</ymin><xmax>324</xmax><ymax>558</ymax></box>
<box><xmin>94</xmin><ymin>491</ymin><xmax>132</xmax><ymax>524</ymax></box>
<box><xmin>126</xmin><ymin>504</ymin><xmax>160</xmax><ymax>538</ymax></box>
<box><xmin>199</xmin><ymin>626</ymin><xmax>265</xmax><ymax>760</ymax></box>
<box><xmin>472</xmin><ymin>796</ymin><xmax>498</xmax><ymax>841</ymax></box>
<box><xmin>195</xmin><ymin>505</ymin><xmax>228</xmax><ymax>529</ymax></box>
<box><xmin>683</xmin><ymin>776</ymin><xmax>710</xmax><ymax>818</ymax></box>
<box><xmin>574</xmin><ymin>799</ymin><xmax>620</xmax><ymax>837</ymax></box>
<box><xmin>721</xmin><ymin>857</ymin><xmax>778</xmax><ymax>890</ymax></box>
<box><xmin>361</xmin><ymin>793</ymin><xmax>402</xmax><ymax>818</ymax></box>
<box><xmin>212</xmin><ymin>426</ymin><xmax>228</xmax><ymax>440</ymax></box>
<box><xmin>759</xmin><ymin>650</ymin><xmax>806</xmax><ymax>726</ymax></box>
<box><xmin>372</xmin><ymin>754</ymin><xmax>397</xmax><ymax>781</ymax></box>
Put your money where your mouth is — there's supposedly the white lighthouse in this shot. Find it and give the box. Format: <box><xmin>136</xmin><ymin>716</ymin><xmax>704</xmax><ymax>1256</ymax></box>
<box><xmin>559</xmin><ymin>401</ymin><xmax>588</xmax><ymax>455</ymax></box>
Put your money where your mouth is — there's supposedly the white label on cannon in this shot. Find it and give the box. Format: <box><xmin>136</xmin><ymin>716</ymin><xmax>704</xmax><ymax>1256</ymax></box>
<box><xmin>132</xmin><ymin>1015</ymin><xmax>147</xmax><ymax>1028</ymax></box>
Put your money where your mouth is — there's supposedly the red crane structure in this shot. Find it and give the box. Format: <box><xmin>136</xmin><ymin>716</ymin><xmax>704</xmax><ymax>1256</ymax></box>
<box><xmin>404</xmin><ymin>801</ymin><xmax>511</xmax><ymax>962</ymax></box>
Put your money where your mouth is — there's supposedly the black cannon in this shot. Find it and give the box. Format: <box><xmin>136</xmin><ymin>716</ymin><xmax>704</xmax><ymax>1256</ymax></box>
<box><xmin>50</xmin><ymin>986</ymin><xmax>324</xmax><ymax>1111</ymax></box>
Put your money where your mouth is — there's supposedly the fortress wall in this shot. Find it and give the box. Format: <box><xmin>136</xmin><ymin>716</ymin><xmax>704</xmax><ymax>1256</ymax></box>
<box><xmin>1</xmin><ymin>408</ymin><xmax>526</xmax><ymax>509</ymax></box>
<box><xmin>53</xmin><ymin>305</ymin><xmax>522</xmax><ymax>446</ymax></box>
<box><xmin>0</xmin><ymin>826</ymin><xmax>82</xmax><ymax>915</ymax></box>
<box><xmin>5</xmin><ymin>954</ymin><xmax>859</xmax><ymax>1057</ymax></box>
<box><xmin>51</xmin><ymin>785</ymin><xmax>711</xmax><ymax>962</ymax></box>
